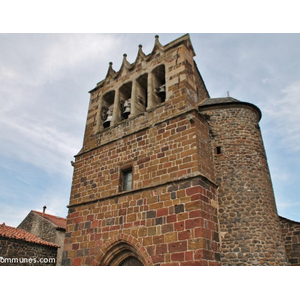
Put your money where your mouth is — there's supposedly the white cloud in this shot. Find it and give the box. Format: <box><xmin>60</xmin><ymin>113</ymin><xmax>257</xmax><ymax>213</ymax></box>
<box><xmin>261</xmin><ymin>79</ymin><xmax>300</xmax><ymax>153</ymax></box>
<box><xmin>0</xmin><ymin>34</ymin><xmax>125</xmax><ymax>177</ymax></box>
<box><xmin>0</xmin><ymin>112</ymin><xmax>78</xmax><ymax>176</ymax></box>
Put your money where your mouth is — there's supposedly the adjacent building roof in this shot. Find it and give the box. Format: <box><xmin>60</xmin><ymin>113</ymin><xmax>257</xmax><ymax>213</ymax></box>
<box><xmin>0</xmin><ymin>223</ymin><xmax>59</xmax><ymax>247</ymax></box>
<box><xmin>199</xmin><ymin>96</ymin><xmax>262</xmax><ymax>121</ymax></box>
<box><xmin>200</xmin><ymin>96</ymin><xmax>241</xmax><ymax>106</ymax></box>
<box><xmin>32</xmin><ymin>210</ymin><xmax>66</xmax><ymax>230</ymax></box>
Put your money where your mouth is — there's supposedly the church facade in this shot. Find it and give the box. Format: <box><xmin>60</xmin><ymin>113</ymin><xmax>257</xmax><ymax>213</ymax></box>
<box><xmin>62</xmin><ymin>34</ymin><xmax>299</xmax><ymax>266</ymax></box>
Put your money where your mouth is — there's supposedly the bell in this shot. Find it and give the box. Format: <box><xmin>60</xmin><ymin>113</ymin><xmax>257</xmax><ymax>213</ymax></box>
<box><xmin>157</xmin><ymin>85</ymin><xmax>166</xmax><ymax>94</ymax></box>
<box><xmin>103</xmin><ymin>109</ymin><xmax>113</xmax><ymax>128</ymax></box>
<box><xmin>156</xmin><ymin>84</ymin><xmax>166</xmax><ymax>102</ymax></box>
<box><xmin>122</xmin><ymin>100</ymin><xmax>131</xmax><ymax>119</ymax></box>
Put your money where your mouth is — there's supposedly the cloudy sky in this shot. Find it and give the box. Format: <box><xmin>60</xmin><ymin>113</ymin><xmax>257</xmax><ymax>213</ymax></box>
<box><xmin>1</xmin><ymin>32</ymin><xmax>300</xmax><ymax>227</ymax></box>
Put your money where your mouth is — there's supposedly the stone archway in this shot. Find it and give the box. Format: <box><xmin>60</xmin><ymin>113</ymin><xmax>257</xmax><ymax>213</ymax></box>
<box><xmin>100</xmin><ymin>241</ymin><xmax>145</xmax><ymax>266</ymax></box>
<box><xmin>119</xmin><ymin>256</ymin><xmax>144</xmax><ymax>266</ymax></box>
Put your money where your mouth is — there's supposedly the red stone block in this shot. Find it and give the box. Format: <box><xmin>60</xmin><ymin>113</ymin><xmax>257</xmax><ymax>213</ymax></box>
<box><xmin>73</xmin><ymin>257</ymin><xmax>82</xmax><ymax>266</ymax></box>
<box><xmin>195</xmin><ymin>227</ymin><xmax>211</xmax><ymax>239</ymax></box>
<box><xmin>174</xmin><ymin>221</ymin><xmax>184</xmax><ymax>231</ymax></box>
<box><xmin>191</xmin><ymin>194</ymin><xmax>201</xmax><ymax>201</ymax></box>
<box><xmin>72</xmin><ymin>243</ymin><xmax>80</xmax><ymax>250</ymax></box>
<box><xmin>189</xmin><ymin>210</ymin><xmax>201</xmax><ymax>218</ymax></box>
<box><xmin>185</xmin><ymin>218</ymin><xmax>202</xmax><ymax>229</ymax></box>
<box><xmin>74</xmin><ymin>216</ymin><xmax>83</xmax><ymax>224</ymax></box>
<box><xmin>171</xmin><ymin>252</ymin><xmax>185</xmax><ymax>261</ymax></box>
<box><xmin>178</xmin><ymin>230</ymin><xmax>191</xmax><ymax>240</ymax></box>
<box><xmin>87</xmin><ymin>214</ymin><xmax>94</xmax><ymax>221</ymax></box>
<box><xmin>185</xmin><ymin>251</ymin><xmax>194</xmax><ymax>261</ymax></box>
<box><xmin>167</xmin><ymin>215</ymin><xmax>177</xmax><ymax>223</ymax></box>
<box><xmin>157</xmin><ymin>207</ymin><xmax>169</xmax><ymax>217</ymax></box>
<box><xmin>181</xmin><ymin>261</ymin><xmax>204</xmax><ymax>266</ymax></box>
<box><xmin>194</xmin><ymin>249</ymin><xmax>214</xmax><ymax>261</ymax></box>
<box><xmin>168</xmin><ymin>241</ymin><xmax>187</xmax><ymax>253</ymax></box>
<box><xmin>156</xmin><ymin>243</ymin><xmax>168</xmax><ymax>254</ymax></box>
<box><xmin>152</xmin><ymin>254</ymin><xmax>165</xmax><ymax>264</ymax></box>
<box><xmin>91</xmin><ymin>220</ymin><xmax>99</xmax><ymax>228</ymax></box>
<box><xmin>186</xmin><ymin>186</ymin><xmax>201</xmax><ymax>196</ymax></box>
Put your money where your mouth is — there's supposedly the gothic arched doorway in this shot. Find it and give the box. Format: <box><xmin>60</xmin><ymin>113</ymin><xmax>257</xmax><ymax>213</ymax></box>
<box><xmin>119</xmin><ymin>256</ymin><xmax>144</xmax><ymax>266</ymax></box>
<box><xmin>100</xmin><ymin>241</ymin><xmax>145</xmax><ymax>266</ymax></box>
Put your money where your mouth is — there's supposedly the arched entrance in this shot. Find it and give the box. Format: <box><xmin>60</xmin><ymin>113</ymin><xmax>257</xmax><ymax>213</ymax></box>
<box><xmin>119</xmin><ymin>256</ymin><xmax>144</xmax><ymax>266</ymax></box>
<box><xmin>100</xmin><ymin>241</ymin><xmax>145</xmax><ymax>266</ymax></box>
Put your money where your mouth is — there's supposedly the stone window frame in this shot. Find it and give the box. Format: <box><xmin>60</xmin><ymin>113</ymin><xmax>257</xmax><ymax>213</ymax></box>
<box><xmin>119</xmin><ymin>166</ymin><xmax>133</xmax><ymax>192</ymax></box>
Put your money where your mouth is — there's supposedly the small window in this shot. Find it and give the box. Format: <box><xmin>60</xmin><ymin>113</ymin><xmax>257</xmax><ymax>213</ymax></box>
<box><xmin>121</xmin><ymin>168</ymin><xmax>133</xmax><ymax>191</ymax></box>
<box><xmin>216</xmin><ymin>146</ymin><xmax>222</xmax><ymax>155</ymax></box>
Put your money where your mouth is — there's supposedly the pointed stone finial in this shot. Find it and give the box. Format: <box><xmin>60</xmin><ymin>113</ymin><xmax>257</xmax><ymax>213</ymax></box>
<box><xmin>135</xmin><ymin>44</ymin><xmax>146</xmax><ymax>62</ymax></box>
<box><xmin>108</xmin><ymin>62</ymin><xmax>114</xmax><ymax>72</ymax></box>
<box><xmin>152</xmin><ymin>34</ymin><xmax>163</xmax><ymax>52</ymax></box>
<box><xmin>137</xmin><ymin>45</ymin><xmax>143</xmax><ymax>55</ymax></box>
<box><xmin>105</xmin><ymin>61</ymin><xmax>116</xmax><ymax>79</ymax></box>
<box><xmin>121</xmin><ymin>53</ymin><xmax>131</xmax><ymax>69</ymax></box>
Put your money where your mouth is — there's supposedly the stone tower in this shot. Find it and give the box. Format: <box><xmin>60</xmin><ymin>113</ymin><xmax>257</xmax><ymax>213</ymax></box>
<box><xmin>62</xmin><ymin>34</ymin><xmax>288</xmax><ymax>266</ymax></box>
<box><xmin>199</xmin><ymin>97</ymin><xmax>288</xmax><ymax>265</ymax></box>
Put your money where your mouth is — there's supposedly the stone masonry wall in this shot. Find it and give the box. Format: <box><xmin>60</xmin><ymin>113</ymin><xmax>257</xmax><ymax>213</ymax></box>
<box><xmin>280</xmin><ymin>217</ymin><xmax>300</xmax><ymax>266</ymax></box>
<box><xmin>69</xmin><ymin>109</ymin><xmax>215</xmax><ymax>208</ymax></box>
<box><xmin>0</xmin><ymin>237</ymin><xmax>57</xmax><ymax>266</ymax></box>
<box><xmin>200</xmin><ymin>103</ymin><xmax>288</xmax><ymax>265</ymax></box>
<box><xmin>63</xmin><ymin>177</ymin><xmax>219</xmax><ymax>266</ymax></box>
<box><xmin>18</xmin><ymin>212</ymin><xmax>57</xmax><ymax>243</ymax></box>
<box><xmin>63</xmin><ymin>110</ymin><xmax>220</xmax><ymax>265</ymax></box>
<box><xmin>18</xmin><ymin>211</ymin><xmax>65</xmax><ymax>265</ymax></box>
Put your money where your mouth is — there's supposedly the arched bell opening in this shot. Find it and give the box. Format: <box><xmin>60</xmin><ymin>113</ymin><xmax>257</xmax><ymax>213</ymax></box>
<box><xmin>136</xmin><ymin>73</ymin><xmax>148</xmax><ymax>113</ymax></box>
<box><xmin>101</xmin><ymin>90</ymin><xmax>115</xmax><ymax>129</ymax></box>
<box><xmin>152</xmin><ymin>64</ymin><xmax>166</xmax><ymax>104</ymax></box>
<box><xmin>100</xmin><ymin>241</ymin><xmax>145</xmax><ymax>266</ymax></box>
<box><xmin>119</xmin><ymin>82</ymin><xmax>132</xmax><ymax>120</ymax></box>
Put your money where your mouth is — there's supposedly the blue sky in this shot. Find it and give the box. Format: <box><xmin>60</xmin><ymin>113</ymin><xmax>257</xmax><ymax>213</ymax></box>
<box><xmin>1</xmin><ymin>32</ymin><xmax>300</xmax><ymax>226</ymax></box>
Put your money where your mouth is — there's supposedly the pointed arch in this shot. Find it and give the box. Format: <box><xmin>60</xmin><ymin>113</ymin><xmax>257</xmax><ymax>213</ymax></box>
<box><xmin>100</xmin><ymin>241</ymin><xmax>145</xmax><ymax>266</ymax></box>
<box><xmin>95</xmin><ymin>235</ymin><xmax>153</xmax><ymax>266</ymax></box>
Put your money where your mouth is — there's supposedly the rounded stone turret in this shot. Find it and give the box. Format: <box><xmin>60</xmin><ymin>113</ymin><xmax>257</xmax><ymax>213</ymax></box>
<box><xmin>199</xmin><ymin>97</ymin><xmax>288</xmax><ymax>265</ymax></box>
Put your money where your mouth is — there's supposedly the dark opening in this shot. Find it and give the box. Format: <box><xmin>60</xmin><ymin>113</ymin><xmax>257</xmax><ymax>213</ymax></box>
<box><xmin>102</xmin><ymin>91</ymin><xmax>115</xmax><ymax>128</ymax></box>
<box><xmin>120</xmin><ymin>82</ymin><xmax>132</xmax><ymax>120</ymax></box>
<box><xmin>119</xmin><ymin>256</ymin><xmax>143</xmax><ymax>266</ymax></box>
<box><xmin>136</xmin><ymin>73</ymin><xmax>148</xmax><ymax>111</ymax></box>
<box><xmin>216</xmin><ymin>146</ymin><xmax>222</xmax><ymax>154</ymax></box>
<box><xmin>153</xmin><ymin>64</ymin><xmax>166</xmax><ymax>103</ymax></box>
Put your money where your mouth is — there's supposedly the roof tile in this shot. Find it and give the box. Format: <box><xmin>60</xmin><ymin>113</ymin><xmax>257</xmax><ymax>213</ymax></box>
<box><xmin>0</xmin><ymin>223</ymin><xmax>59</xmax><ymax>247</ymax></box>
<box><xmin>32</xmin><ymin>211</ymin><xmax>66</xmax><ymax>230</ymax></box>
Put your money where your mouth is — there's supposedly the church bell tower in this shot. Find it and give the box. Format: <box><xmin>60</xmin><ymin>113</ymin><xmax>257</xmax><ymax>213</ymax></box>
<box><xmin>62</xmin><ymin>34</ymin><xmax>221</xmax><ymax>266</ymax></box>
